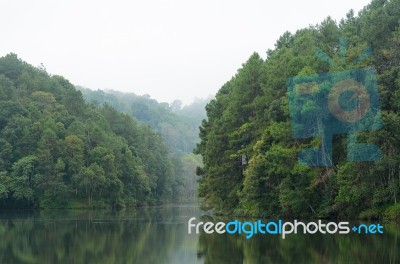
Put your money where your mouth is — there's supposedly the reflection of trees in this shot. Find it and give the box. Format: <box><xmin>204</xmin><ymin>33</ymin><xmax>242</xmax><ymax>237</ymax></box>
<box><xmin>0</xmin><ymin>208</ymin><xmax>397</xmax><ymax>263</ymax></box>
<box><xmin>198</xmin><ymin>221</ymin><xmax>400</xmax><ymax>263</ymax></box>
<box><xmin>0</xmin><ymin>206</ymin><xmax>200</xmax><ymax>263</ymax></box>
<box><xmin>198</xmin><ymin>233</ymin><xmax>244</xmax><ymax>264</ymax></box>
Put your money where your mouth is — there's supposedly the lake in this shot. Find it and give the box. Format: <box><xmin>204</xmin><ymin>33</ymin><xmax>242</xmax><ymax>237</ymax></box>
<box><xmin>0</xmin><ymin>205</ymin><xmax>398</xmax><ymax>263</ymax></box>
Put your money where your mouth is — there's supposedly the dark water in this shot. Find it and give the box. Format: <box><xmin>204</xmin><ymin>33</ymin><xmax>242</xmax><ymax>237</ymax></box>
<box><xmin>0</xmin><ymin>206</ymin><xmax>398</xmax><ymax>264</ymax></box>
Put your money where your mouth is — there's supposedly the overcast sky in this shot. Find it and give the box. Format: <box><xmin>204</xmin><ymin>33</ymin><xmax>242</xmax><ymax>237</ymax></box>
<box><xmin>0</xmin><ymin>0</ymin><xmax>372</xmax><ymax>104</ymax></box>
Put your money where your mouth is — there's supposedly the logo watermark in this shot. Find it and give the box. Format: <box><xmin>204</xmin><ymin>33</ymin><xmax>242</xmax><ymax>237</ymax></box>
<box><xmin>286</xmin><ymin>37</ymin><xmax>382</xmax><ymax>166</ymax></box>
<box><xmin>188</xmin><ymin>217</ymin><xmax>383</xmax><ymax>239</ymax></box>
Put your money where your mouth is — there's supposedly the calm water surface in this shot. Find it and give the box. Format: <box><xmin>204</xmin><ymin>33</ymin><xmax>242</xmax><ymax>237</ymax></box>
<box><xmin>0</xmin><ymin>205</ymin><xmax>398</xmax><ymax>263</ymax></box>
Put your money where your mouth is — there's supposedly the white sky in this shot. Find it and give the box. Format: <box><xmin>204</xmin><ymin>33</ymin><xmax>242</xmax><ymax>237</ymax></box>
<box><xmin>0</xmin><ymin>0</ymin><xmax>371</xmax><ymax>104</ymax></box>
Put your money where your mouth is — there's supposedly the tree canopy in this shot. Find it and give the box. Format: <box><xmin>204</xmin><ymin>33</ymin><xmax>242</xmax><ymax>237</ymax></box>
<box><xmin>0</xmin><ymin>53</ymin><xmax>181</xmax><ymax>209</ymax></box>
<box><xmin>195</xmin><ymin>0</ymin><xmax>400</xmax><ymax>219</ymax></box>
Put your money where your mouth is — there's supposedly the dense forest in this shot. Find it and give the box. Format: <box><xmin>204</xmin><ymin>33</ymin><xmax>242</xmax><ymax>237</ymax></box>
<box><xmin>78</xmin><ymin>88</ymin><xmax>208</xmax><ymax>203</ymax></box>
<box><xmin>195</xmin><ymin>0</ymin><xmax>400</xmax><ymax>219</ymax></box>
<box><xmin>78</xmin><ymin>88</ymin><xmax>208</xmax><ymax>155</ymax></box>
<box><xmin>0</xmin><ymin>53</ymin><xmax>189</xmax><ymax>209</ymax></box>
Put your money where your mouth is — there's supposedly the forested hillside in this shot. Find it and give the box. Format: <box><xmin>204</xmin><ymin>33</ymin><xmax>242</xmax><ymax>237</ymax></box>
<box><xmin>195</xmin><ymin>0</ymin><xmax>400</xmax><ymax>219</ymax></box>
<box><xmin>0</xmin><ymin>54</ymin><xmax>181</xmax><ymax>209</ymax></box>
<box><xmin>78</xmin><ymin>88</ymin><xmax>208</xmax><ymax>204</ymax></box>
<box><xmin>79</xmin><ymin>88</ymin><xmax>208</xmax><ymax>155</ymax></box>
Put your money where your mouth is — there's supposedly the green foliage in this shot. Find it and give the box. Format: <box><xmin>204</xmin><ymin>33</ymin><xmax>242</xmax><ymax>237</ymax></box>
<box><xmin>359</xmin><ymin>208</ymin><xmax>382</xmax><ymax>220</ymax></box>
<box><xmin>78</xmin><ymin>87</ymin><xmax>208</xmax><ymax>205</ymax></box>
<box><xmin>78</xmin><ymin>88</ymin><xmax>208</xmax><ymax>155</ymax></box>
<box><xmin>195</xmin><ymin>0</ymin><xmax>400</xmax><ymax>218</ymax></box>
<box><xmin>384</xmin><ymin>204</ymin><xmax>400</xmax><ymax>220</ymax></box>
<box><xmin>0</xmin><ymin>54</ymin><xmax>179</xmax><ymax>209</ymax></box>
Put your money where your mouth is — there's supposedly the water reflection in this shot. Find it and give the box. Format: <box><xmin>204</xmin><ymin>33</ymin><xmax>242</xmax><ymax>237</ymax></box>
<box><xmin>0</xmin><ymin>206</ymin><xmax>202</xmax><ymax>264</ymax></box>
<box><xmin>197</xmin><ymin>217</ymin><xmax>400</xmax><ymax>264</ymax></box>
<box><xmin>0</xmin><ymin>207</ymin><xmax>398</xmax><ymax>263</ymax></box>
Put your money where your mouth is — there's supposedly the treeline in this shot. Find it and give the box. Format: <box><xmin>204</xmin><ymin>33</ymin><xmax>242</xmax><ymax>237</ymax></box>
<box><xmin>195</xmin><ymin>0</ymin><xmax>400</xmax><ymax>219</ymax></box>
<box><xmin>79</xmin><ymin>88</ymin><xmax>208</xmax><ymax>155</ymax></box>
<box><xmin>78</xmin><ymin>88</ymin><xmax>208</xmax><ymax>203</ymax></box>
<box><xmin>0</xmin><ymin>54</ymin><xmax>180</xmax><ymax>208</ymax></box>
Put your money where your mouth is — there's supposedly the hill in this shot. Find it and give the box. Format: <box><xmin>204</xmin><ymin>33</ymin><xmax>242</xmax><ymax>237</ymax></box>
<box><xmin>195</xmin><ymin>0</ymin><xmax>400</xmax><ymax>219</ymax></box>
<box><xmin>78</xmin><ymin>88</ymin><xmax>209</xmax><ymax>155</ymax></box>
<box><xmin>0</xmin><ymin>54</ymin><xmax>181</xmax><ymax>209</ymax></box>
